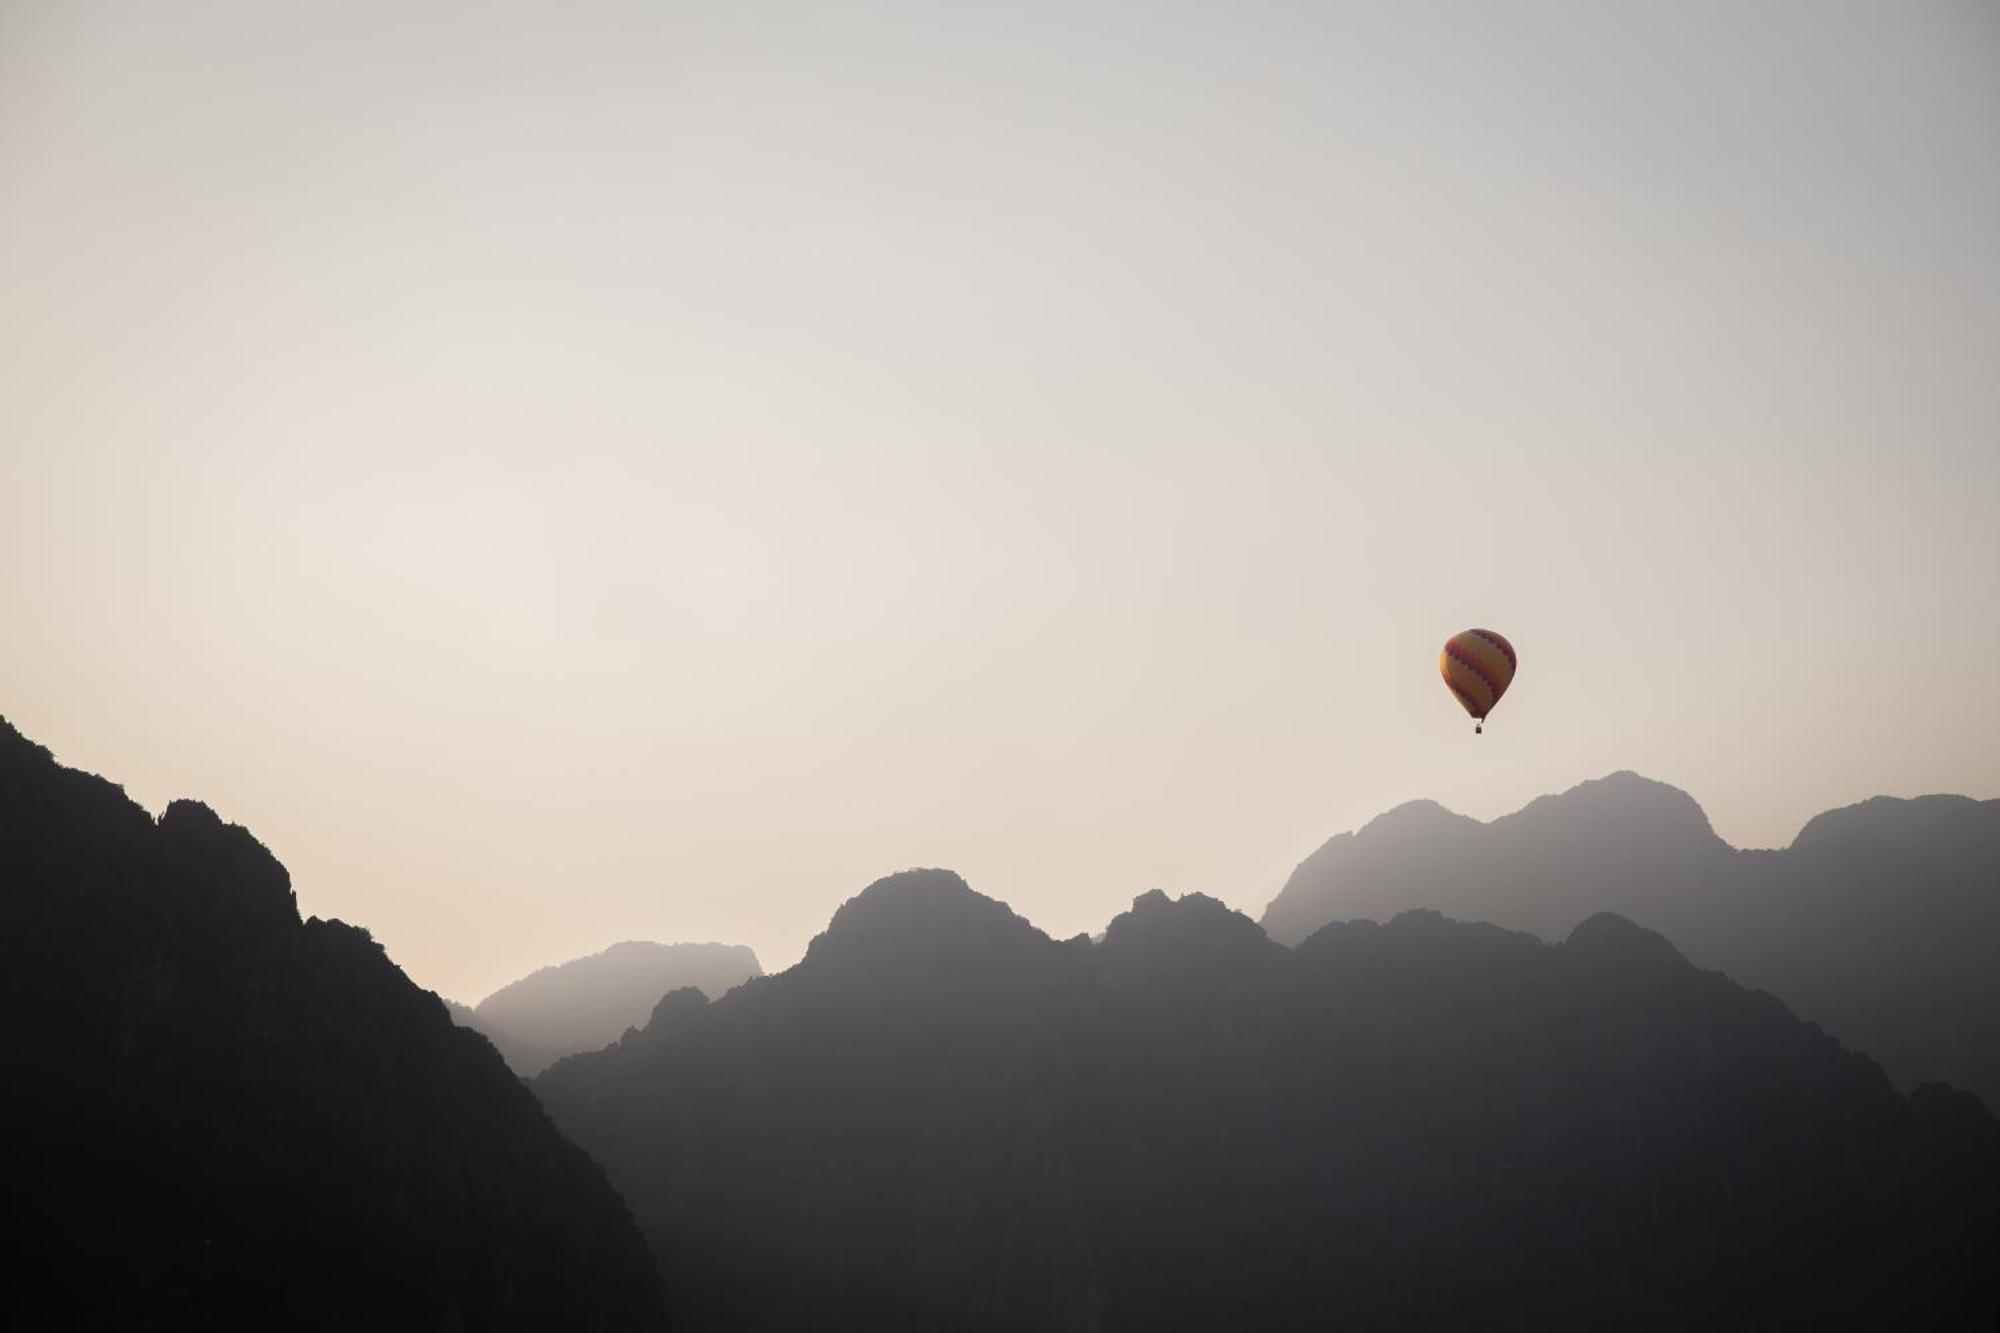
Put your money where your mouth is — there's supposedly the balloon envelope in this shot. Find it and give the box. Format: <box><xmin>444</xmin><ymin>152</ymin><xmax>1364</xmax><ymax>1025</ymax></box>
<box><xmin>1440</xmin><ymin>629</ymin><xmax>1516</xmax><ymax>721</ymax></box>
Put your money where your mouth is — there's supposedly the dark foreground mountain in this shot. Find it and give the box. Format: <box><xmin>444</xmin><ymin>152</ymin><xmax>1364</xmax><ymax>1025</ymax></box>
<box><xmin>537</xmin><ymin>869</ymin><xmax>1999</xmax><ymax>1332</ymax></box>
<box><xmin>0</xmin><ymin>718</ymin><xmax>665</xmax><ymax>1330</ymax></box>
<box><xmin>461</xmin><ymin>940</ymin><xmax>762</xmax><ymax>1076</ymax></box>
<box><xmin>1260</xmin><ymin>772</ymin><xmax>2000</xmax><ymax>1106</ymax></box>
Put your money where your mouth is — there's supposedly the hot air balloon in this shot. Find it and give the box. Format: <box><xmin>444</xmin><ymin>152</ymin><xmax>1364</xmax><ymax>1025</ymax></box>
<box><xmin>1440</xmin><ymin>628</ymin><xmax>1516</xmax><ymax>734</ymax></box>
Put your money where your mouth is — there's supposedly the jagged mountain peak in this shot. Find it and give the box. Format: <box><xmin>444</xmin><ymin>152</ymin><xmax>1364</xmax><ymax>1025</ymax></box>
<box><xmin>1498</xmin><ymin>771</ymin><xmax>1724</xmax><ymax>847</ymax></box>
<box><xmin>1356</xmin><ymin>797</ymin><xmax>1484</xmax><ymax>839</ymax></box>
<box><xmin>1098</xmin><ymin>888</ymin><xmax>1281</xmax><ymax>988</ymax></box>
<box><xmin>155</xmin><ymin>798</ymin><xmax>298</xmax><ymax>932</ymax></box>
<box><xmin>1103</xmin><ymin>887</ymin><xmax>1275</xmax><ymax>949</ymax></box>
<box><xmin>803</xmin><ymin>868</ymin><xmax>1054</xmax><ymax>972</ymax></box>
<box><xmin>646</xmin><ymin>985</ymin><xmax>710</xmax><ymax>1033</ymax></box>
<box><xmin>1562</xmin><ymin>910</ymin><xmax>1691</xmax><ymax>974</ymax></box>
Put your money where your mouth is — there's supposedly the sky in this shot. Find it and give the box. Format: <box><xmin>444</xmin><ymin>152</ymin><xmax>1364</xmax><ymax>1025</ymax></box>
<box><xmin>3</xmin><ymin>0</ymin><xmax>1997</xmax><ymax>1004</ymax></box>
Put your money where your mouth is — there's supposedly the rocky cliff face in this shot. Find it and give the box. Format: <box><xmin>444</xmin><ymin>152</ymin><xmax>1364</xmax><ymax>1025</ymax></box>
<box><xmin>0</xmin><ymin>717</ymin><xmax>666</xmax><ymax>1330</ymax></box>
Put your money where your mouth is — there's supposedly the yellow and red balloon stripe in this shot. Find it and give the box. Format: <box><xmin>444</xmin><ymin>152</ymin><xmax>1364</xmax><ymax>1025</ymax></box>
<box><xmin>1439</xmin><ymin>629</ymin><xmax>1516</xmax><ymax>720</ymax></box>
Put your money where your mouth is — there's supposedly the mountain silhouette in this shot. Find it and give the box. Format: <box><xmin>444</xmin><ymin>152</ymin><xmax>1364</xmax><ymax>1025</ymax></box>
<box><xmin>443</xmin><ymin>998</ymin><xmax>567</xmax><ymax>1077</ymax></box>
<box><xmin>1262</xmin><ymin>773</ymin><xmax>1731</xmax><ymax>945</ymax></box>
<box><xmin>1261</xmin><ymin>772</ymin><xmax>2000</xmax><ymax>1106</ymax></box>
<box><xmin>460</xmin><ymin>940</ymin><xmax>762</xmax><ymax>1076</ymax></box>
<box><xmin>537</xmin><ymin>868</ymin><xmax>1999</xmax><ymax>1331</ymax></box>
<box><xmin>0</xmin><ymin>717</ymin><xmax>665</xmax><ymax>1329</ymax></box>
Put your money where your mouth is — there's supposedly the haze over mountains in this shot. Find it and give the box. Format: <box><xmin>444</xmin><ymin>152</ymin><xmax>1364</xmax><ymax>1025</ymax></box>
<box><xmin>8</xmin><ymin>711</ymin><xmax>1997</xmax><ymax>1330</ymax></box>
<box><xmin>456</xmin><ymin>941</ymin><xmax>762</xmax><ymax>1076</ymax></box>
<box><xmin>538</xmin><ymin>868</ymin><xmax>2000</xmax><ymax>1331</ymax></box>
<box><xmin>1262</xmin><ymin>772</ymin><xmax>2000</xmax><ymax>1106</ymax></box>
<box><xmin>0</xmin><ymin>718</ymin><xmax>665</xmax><ymax>1328</ymax></box>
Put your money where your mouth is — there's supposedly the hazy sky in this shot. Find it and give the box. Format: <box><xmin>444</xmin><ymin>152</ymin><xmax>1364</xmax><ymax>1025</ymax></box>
<box><xmin>4</xmin><ymin>1</ymin><xmax>1997</xmax><ymax>1003</ymax></box>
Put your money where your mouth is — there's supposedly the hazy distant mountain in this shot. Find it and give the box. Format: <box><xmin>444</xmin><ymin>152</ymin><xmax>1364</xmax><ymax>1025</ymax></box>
<box><xmin>537</xmin><ymin>868</ymin><xmax>1999</xmax><ymax>1331</ymax></box>
<box><xmin>1260</xmin><ymin>772</ymin><xmax>2000</xmax><ymax>1105</ymax></box>
<box><xmin>464</xmin><ymin>941</ymin><xmax>761</xmax><ymax>1076</ymax></box>
<box><xmin>0</xmin><ymin>718</ymin><xmax>664</xmax><ymax>1330</ymax></box>
<box><xmin>443</xmin><ymin>998</ymin><xmax>566</xmax><ymax>1078</ymax></box>
<box><xmin>1261</xmin><ymin>773</ymin><xmax>1733</xmax><ymax>944</ymax></box>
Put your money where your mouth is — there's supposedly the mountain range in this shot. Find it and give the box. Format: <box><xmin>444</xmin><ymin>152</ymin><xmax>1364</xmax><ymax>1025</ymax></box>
<box><xmin>1260</xmin><ymin>772</ymin><xmax>2000</xmax><ymax>1106</ymax></box>
<box><xmin>453</xmin><ymin>940</ymin><xmax>762</xmax><ymax>1076</ymax></box>
<box><xmin>10</xmin><ymin>709</ymin><xmax>1997</xmax><ymax>1330</ymax></box>
<box><xmin>537</xmin><ymin>867</ymin><xmax>2000</xmax><ymax>1331</ymax></box>
<box><xmin>0</xmin><ymin>717</ymin><xmax>665</xmax><ymax>1329</ymax></box>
